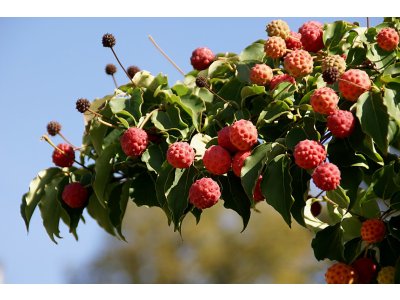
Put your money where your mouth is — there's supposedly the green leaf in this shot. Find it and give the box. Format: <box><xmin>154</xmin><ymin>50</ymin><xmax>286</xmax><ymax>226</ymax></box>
<box><xmin>257</xmin><ymin>101</ymin><xmax>291</xmax><ymax>125</ymax></box>
<box><xmin>344</xmin><ymin>238</ymin><xmax>362</xmax><ymax>264</ymax></box>
<box><xmin>155</xmin><ymin>162</ymin><xmax>174</xmax><ymax>223</ymax></box>
<box><xmin>93</xmin><ymin>143</ymin><xmax>117</xmax><ymax>206</ymax></box>
<box><xmin>21</xmin><ymin>168</ymin><xmax>63</xmax><ymax>231</ymax></box>
<box><xmin>367</xmin><ymin>43</ymin><xmax>397</xmax><ymax>71</ymax></box>
<box><xmin>323</xmin><ymin>21</ymin><xmax>355</xmax><ymax>51</ymax></box>
<box><xmin>326</xmin><ymin>186</ymin><xmax>350</xmax><ymax>210</ymax></box>
<box><xmin>108</xmin><ymin>180</ymin><xmax>130</xmax><ymax>240</ymax></box>
<box><xmin>38</xmin><ymin>177</ymin><xmax>64</xmax><ymax>243</ymax></box>
<box><xmin>239</xmin><ymin>40</ymin><xmax>265</xmax><ymax>61</ymax></box>
<box><xmin>340</xmin><ymin>167</ymin><xmax>363</xmax><ymax>212</ymax></box>
<box><xmin>290</xmin><ymin>167</ymin><xmax>311</xmax><ymax>227</ymax></box>
<box><xmin>262</xmin><ymin>154</ymin><xmax>294</xmax><ymax>227</ymax></box>
<box><xmin>311</xmin><ymin>222</ymin><xmax>345</xmax><ymax>261</ymax></box>
<box><xmin>152</xmin><ymin>104</ymin><xmax>190</xmax><ymax>139</ymax></box>
<box><xmin>88</xmin><ymin>119</ymin><xmax>108</xmax><ymax>156</ymax></box>
<box><xmin>356</xmin><ymin>92</ymin><xmax>390</xmax><ymax>155</ymax></box>
<box><xmin>272</xmin><ymin>82</ymin><xmax>296</xmax><ymax>101</ymax></box>
<box><xmin>165</xmin><ymin>167</ymin><xmax>197</xmax><ymax>231</ymax></box>
<box><xmin>341</xmin><ymin>216</ymin><xmax>362</xmax><ymax>241</ymax></box>
<box><xmin>217</xmin><ymin>77</ymin><xmax>246</xmax><ymax>106</ymax></box>
<box><xmin>328</xmin><ymin>138</ymin><xmax>368</xmax><ymax>169</ymax></box>
<box><xmin>285</xmin><ymin>117</ymin><xmax>319</xmax><ymax>150</ymax></box>
<box><xmin>372</xmin><ymin>162</ymin><xmax>400</xmax><ymax>200</ymax></box>
<box><xmin>131</xmin><ymin>171</ymin><xmax>160</xmax><ymax>207</ymax></box>
<box><xmin>220</xmin><ymin>173</ymin><xmax>251</xmax><ymax>231</ymax></box>
<box><xmin>141</xmin><ymin>142</ymin><xmax>167</xmax><ymax>174</ymax></box>
<box><xmin>87</xmin><ymin>192</ymin><xmax>116</xmax><ymax>238</ymax></box>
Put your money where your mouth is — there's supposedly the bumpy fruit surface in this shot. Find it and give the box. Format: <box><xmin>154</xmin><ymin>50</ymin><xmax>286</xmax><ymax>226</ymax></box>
<box><xmin>190</xmin><ymin>47</ymin><xmax>215</xmax><ymax>71</ymax></box>
<box><xmin>321</xmin><ymin>55</ymin><xmax>346</xmax><ymax>75</ymax></box>
<box><xmin>189</xmin><ymin>177</ymin><xmax>221</xmax><ymax>210</ymax></box>
<box><xmin>264</xmin><ymin>36</ymin><xmax>287</xmax><ymax>59</ymax></box>
<box><xmin>52</xmin><ymin>143</ymin><xmax>75</xmax><ymax>168</ymax></box>
<box><xmin>327</xmin><ymin>110</ymin><xmax>356</xmax><ymax>138</ymax></box>
<box><xmin>360</xmin><ymin>219</ymin><xmax>386</xmax><ymax>244</ymax></box>
<box><xmin>47</xmin><ymin>121</ymin><xmax>61</xmax><ymax>136</ymax></box>
<box><xmin>62</xmin><ymin>182</ymin><xmax>88</xmax><ymax>209</ymax></box>
<box><xmin>167</xmin><ymin>142</ymin><xmax>195</xmax><ymax>169</ymax></box>
<box><xmin>266</xmin><ymin>19</ymin><xmax>290</xmax><ymax>39</ymax></box>
<box><xmin>312</xmin><ymin>162</ymin><xmax>341</xmax><ymax>191</ymax></box>
<box><xmin>322</xmin><ymin>67</ymin><xmax>340</xmax><ymax>84</ymax></box>
<box><xmin>284</xmin><ymin>49</ymin><xmax>313</xmax><ymax>78</ymax></box>
<box><xmin>120</xmin><ymin>127</ymin><xmax>148</xmax><ymax>158</ymax></box>
<box><xmin>377</xmin><ymin>266</ymin><xmax>396</xmax><ymax>284</ymax></box>
<box><xmin>310</xmin><ymin>87</ymin><xmax>339</xmax><ymax>115</ymax></box>
<box><xmin>311</xmin><ymin>201</ymin><xmax>322</xmax><ymax>217</ymax></box>
<box><xmin>376</xmin><ymin>27</ymin><xmax>399</xmax><ymax>52</ymax></box>
<box><xmin>351</xmin><ymin>258</ymin><xmax>377</xmax><ymax>284</ymax></box>
<box><xmin>230</xmin><ymin>120</ymin><xmax>258</xmax><ymax>151</ymax></box>
<box><xmin>339</xmin><ymin>69</ymin><xmax>371</xmax><ymax>101</ymax></box>
<box><xmin>203</xmin><ymin>145</ymin><xmax>232</xmax><ymax>175</ymax></box>
<box><xmin>299</xmin><ymin>21</ymin><xmax>324</xmax><ymax>52</ymax></box>
<box><xmin>285</xmin><ymin>31</ymin><xmax>302</xmax><ymax>50</ymax></box>
<box><xmin>253</xmin><ymin>175</ymin><xmax>264</xmax><ymax>202</ymax></box>
<box><xmin>325</xmin><ymin>263</ymin><xmax>357</xmax><ymax>284</ymax></box>
<box><xmin>269</xmin><ymin>74</ymin><xmax>296</xmax><ymax>90</ymax></box>
<box><xmin>102</xmin><ymin>33</ymin><xmax>116</xmax><ymax>48</ymax></box>
<box><xmin>250</xmin><ymin>64</ymin><xmax>273</xmax><ymax>86</ymax></box>
<box><xmin>195</xmin><ymin>76</ymin><xmax>209</xmax><ymax>88</ymax></box>
<box><xmin>232</xmin><ymin>151</ymin><xmax>251</xmax><ymax>177</ymax></box>
<box><xmin>76</xmin><ymin>98</ymin><xmax>91</xmax><ymax>113</ymax></box>
<box><xmin>105</xmin><ymin>63</ymin><xmax>117</xmax><ymax>75</ymax></box>
<box><xmin>217</xmin><ymin>126</ymin><xmax>238</xmax><ymax>153</ymax></box>
<box><xmin>293</xmin><ymin>139</ymin><xmax>326</xmax><ymax>169</ymax></box>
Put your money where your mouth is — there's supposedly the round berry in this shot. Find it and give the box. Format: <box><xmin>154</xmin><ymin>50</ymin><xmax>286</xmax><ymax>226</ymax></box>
<box><xmin>190</xmin><ymin>47</ymin><xmax>215</xmax><ymax>71</ymax></box>
<box><xmin>218</xmin><ymin>126</ymin><xmax>238</xmax><ymax>153</ymax></box>
<box><xmin>285</xmin><ymin>31</ymin><xmax>302</xmax><ymax>50</ymax></box>
<box><xmin>189</xmin><ymin>177</ymin><xmax>221</xmax><ymax>210</ymax></box>
<box><xmin>47</xmin><ymin>121</ymin><xmax>61</xmax><ymax>136</ymax></box>
<box><xmin>167</xmin><ymin>142</ymin><xmax>195</xmax><ymax>169</ymax></box>
<box><xmin>52</xmin><ymin>143</ymin><xmax>75</xmax><ymax>168</ymax></box>
<box><xmin>120</xmin><ymin>127</ymin><xmax>148</xmax><ymax>158</ymax></box>
<box><xmin>299</xmin><ymin>21</ymin><xmax>324</xmax><ymax>53</ymax></box>
<box><xmin>195</xmin><ymin>76</ymin><xmax>209</xmax><ymax>88</ymax></box>
<box><xmin>269</xmin><ymin>74</ymin><xmax>296</xmax><ymax>90</ymax></box>
<box><xmin>230</xmin><ymin>120</ymin><xmax>258</xmax><ymax>151</ymax></box>
<box><xmin>203</xmin><ymin>145</ymin><xmax>232</xmax><ymax>175</ymax></box>
<box><xmin>325</xmin><ymin>262</ymin><xmax>357</xmax><ymax>284</ymax></box>
<box><xmin>102</xmin><ymin>33</ymin><xmax>116</xmax><ymax>48</ymax></box>
<box><xmin>377</xmin><ymin>266</ymin><xmax>396</xmax><ymax>284</ymax></box>
<box><xmin>266</xmin><ymin>19</ymin><xmax>290</xmax><ymax>39</ymax></box>
<box><xmin>105</xmin><ymin>64</ymin><xmax>117</xmax><ymax>75</ymax></box>
<box><xmin>312</xmin><ymin>162</ymin><xmax>341</xmax><ymax>191</ymax></box>
<box><xmin>327</xmin><ymin>110</ymin><xmax>356</xmax><ymax>138</ymax></box>
<box><xmin>360</xmin><ymin>219</ymin><xmax>386</xmax><ymax>244</ymax></box>
<box><xmin>351</xmin><ymin>257</ymin><xmax>377</xmax><ymax>284</ymax></box>
<box><xmin>293</xmin><ymin>139</ymin><xmax>326</xmax><ymax>170</ymax></box>
<box><xmin>321</xmin><ymin>55</ymin><xmax>346</xmax><ymax>75</ymax></box>
<box><xmin>322</xmin><ymin>67</ymin><xmax>340</xmax><ymax>84</ymax></box>
<box><xmin>339</xmin><ymin>69</ymin><xmax>371</xmax><ymax>101</ymax></box>
<box><xmin>253</xmin><ymin>175</ymin><xmax>265</xmax><ymax>202</ymax></box>
<box><xmin>377</xmin><ymin>27</ymin><xmax>399</xmax><ymax>52</ymax></box>
<box><xmin>76</xmin><ymin>98</ymin><xmax>91</xmax><ymax>113</ymax></box>
<box><xmin>264</xmin><ymin>36</ymin><xmax>287</xmax><ymax>59</ymax></box>
<box><xmin>232</xmin><ymin>150</ymin><xmax>251</xmax><ymax>177</ymax></box>
<box><xmin>62</xmin><ymin>182</ymin><xmax>88</xmax><ymax>209</ymax></box>
<box><xmin>310</xmin><ymin>87</ymin><xmax>339</xmax><ymax>115</ymax></box>
<box><xmin>284</xmin><ymin>49</ymin><xmax>313</xmax><ymax>78</ymax></box>
<box><xmin>250</xmin><ymin>64</ymin><xmax>273</xmax><ymax>86</ymax></box>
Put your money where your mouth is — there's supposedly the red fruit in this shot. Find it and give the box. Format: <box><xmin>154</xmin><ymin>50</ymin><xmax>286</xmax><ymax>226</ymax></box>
<box><xmin>351</xmin><ymin>258</ymin><xmax>377</xmax><ymax>284</ymax></box>
<box><xmin>52</xmin><ymin>143</ymin><xmax>75</xmax><ymax>168</ymax></box>
<box><xmin>327</xmin><ymin>110</ymin><xmax>356</xmax><ymax>138</ymax></box>
<box><xmin>120</xmin><ymin>127</ymin><xmax>148</xmax><ymax>158</ymax></box>
<box><xmin>285</xmin><ymin>31</ymin><xmax>302</xmax><ymax>50</ymax></box>
<box><xmin>264</xmin><ymin>36</ymin><xmax>287</xmax><ymax>59</ymax></box>
<box><xmin>299</xmin><ymin>21</ymin><xmax>324</xmax><ymax>52</ymax></box>
<box><xmin>167</xmin><ymin>142</ymin><xmax>195</xmax><ymax>169</ymax></box>
<box><xmin>250</xmin><ymin>64</ymin><xmax>273</xmax><ymax>86</ymax></box>
<box><xmin>190</xmin><ymin>47</ymin><xmax>215</xmax><ymax>71</ymax></box>
<box><xmin>189</xmin><ymin>177</ymin><xmax>221</xmax><ymax>210</ymax></box>
<box><xmin>360</xmin><ymin>219</ymin><xmax>386</xmax><ymax>244</ymax></box>
<box><xmin>269</xmin><ymin>74</ymin><xmax>296</xmax><ymax>90</ymax></box>
<box><xmin>339</xmin><ymin>69</ymin><xmax>371</xmax><ymax>101</ymax></box>
<box><xmin>312</xmin><ymin>162</ymin><xmax>341</xmax><ymax>191</ymax></box>
<box><xmin>311</xmin><ymin>201</ymin><xmax>322</xmax><ymax>217</ymax></box>
<box><xmin>203</xmin><ymin>145</ymin><xmax>231</xmax><ymax>175</ymax></box>
<box><xmin>253</xmin><ymin>175</ymin><xmax>265</xmax><ymax>202</ymax></box>
<box><xmin>230</xmin><ymin>120</ymin><xmax>258</xmax><ymax>151</ymax></box>
<box><xmin>217</xmin><ymin>126</ymin><xmax>238</xmax><ymax>153</ymax></box>
<box><xmin>376</xmin><ymin>27</ymin><xmax>399</xmax><ymax>52</ymax></box>
<box><xmin>310</xmin><ymin>87</ymin><xmax>339</xmax><ymax>115</ymax></box>
<box><xmin>232</xmin><ymin>151</ymin><xmax>251</xmax><ymax>177</ymax></box>
<box><xmin>325</xmin><ymin>262</ymin><xmax>357</xmax><ymax>284</ymax></box>
<box><xmin>62</xmin><ymin>182</ymin><xmax>88</xmax><ymax>209</ymax></box>
<box><xmin>284</xmin><ymin>49</ymin><xmax>313</xmax><ymax>78</ymax></box>
<box><xmin>293</xmin><ymin>139</ymin><xmax>326</xmax><ymax>169</ymax></box>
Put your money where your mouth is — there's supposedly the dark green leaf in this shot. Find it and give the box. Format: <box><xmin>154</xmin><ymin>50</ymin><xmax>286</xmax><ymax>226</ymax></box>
<box><xmin>285</xmin><ymin>118</ymin><xmax>319</xmax><ymax>150</ymax></box>
<box><xmin>257</xmin><ymin>101</ymin><xmax>291</xmax><ymax>125</ymax></box>
<box><xmin>141</xmin><ymin>142</ymin><xmax>167</xmax><ymax>173</ymax></box>
<box><xmin>220</xmin><ymin>173</ymin><xmax>251</xmax><ymax>231</ymax></box>
<box><xmin>87</xmin><ymin>192</ymin><xmax>116</xmax><ymax>238</ymax></box>
<box><xmin>108</xmin><ymin>181</ymin><xmax>130</xmax><ymax>240</ymax></box>
<box><xmin>88</xmin><ymin>119</ymin><xmax>108</xmax><ymax>156</ymax></box>
<box><xmin>131</xmin><ymin>171</ymin><xmax>160</xmax><ymax>208</ymax></box>
<box><xmin>262</xmin><ymin>154</ymin><xmax>294</xmax><ymax>227</ymax></box>
<box><xmin>323</xmin><ymin>21</ymin><xmax>355</xmax><ymax>51</ymax></box>
<box><xmin>311</xmin><ymin>222</ymin><xmax>344</xmax><ymax>261</ymax></box>
<box><xmin>326</xmin><ymin>186</ymin><xmax>350</xmax><ymax>210</ymax></box>
<box><xmin>155</xmin><ymin>162</ymin><xmax>174</xmax><ymax>223</ymax></box>
<box><xmin>151</xmin><ymin>105</ymin><xmax>190</xmax><ymax>139</ymax></box>
<box><xmin>239</xmin><ymin>40</ymin><xmax>265</xmax><ymax>61</ymax></box>
<box><xmin>372</xmin><ymin>162</ymin><xmax>400</xmax><ymax>200</ymax></box>
<box><xmin>340</xmin><ymin>167</ymin><xmax>363</xmax><ymax>212</ymax></box>
<box><xmin>344</xmin><ymin>238</ymin><xmax>362</xmax><ymax>264</ymax></box>
<box><xmin>290</xmin><ymin>167</ymin><xmax>310</xmax><ymax>227</ymax></box>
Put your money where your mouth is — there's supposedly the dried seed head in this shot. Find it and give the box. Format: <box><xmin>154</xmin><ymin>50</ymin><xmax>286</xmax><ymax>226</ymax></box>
<box><xmin>105</xmin><ymin>64</ymin><xmax>117</xmax><ymax>75</ymax></box>
<box><xmin>102</xmin><ymin>33</ymin><xmax>116</xmax><ymax>48</ymax></box>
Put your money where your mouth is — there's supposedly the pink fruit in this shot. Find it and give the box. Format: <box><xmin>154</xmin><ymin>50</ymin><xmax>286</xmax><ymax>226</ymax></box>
<box><xmin>203</xmin><ymin>145</ymin><xmax>232</xmax><ymax>175</ymax></box>
<box><xmin>283</xmin><ymin>49</ymin><xmax>313</xmax><ymax>78</ymax></box>
<box><xmin>253</xmin><ymin>175</ymin><xmax>265</xmax><ymax>202</ymax></box>
<box><xmin>264</xmin><ymin>36</ymin><xmax>287</xmax><ymax>59</ymax></box>
<box><xmin>325</xmin><ymin>263</ymin><xmax>357</xmax><ymax>284</ymax></box>
<box><xmin>351</xmin><ymin>258</ymin><xmax>377</xmax><ymax>284</ymax></box>
<box><xmin>312</xmin><ymin>162</ymin><xmax>341</xmax><ymax>191</ymax></box>
<box><xmin>167</xmin><ymin>142</ymin><xmax>195</xmax><ymax>169</ymax></box>
<box><xmin>285</xmin><ymin>31</ymin><xmax>302</xmax><ymax>50</ymax></box>
<box><xmin>299</xmin><ymin>21</ymin><xmax>324</xmax><ymax>52</ymax></box>
<box><xmin>190</xmin><ymin>47</ymin><xmax>215</xmax><ymax>71</ymax></box>
<box><xmin>310</xmin><ymin>87</ymin><xmax>339</xmax><ymax>115</ymax></box>
<box><xmin>217</xmin><ymin>126</ymin><xmax>238</xmax><ymax>153</ymax></box>
<box><xmin>269</xmin><ymin>74</ymin><xmax>296</xmax><ymax>90</ymax></box>
<box><xmin>232</xmin><ymin>151</ymin><xmax>251</xmax><ymax>177</ymax></box>
<box><xmin>377</xmin><ymin>27</ymin><xmax>399</xmax><ymax>51</ymax></box>
<box><xmin>189</xmin><ymin>177</ymin><xmax>221</xmax><ymax>209</ymax></box>
<box><xmin>52</xmin><ymin>143</ymin><xmax>75</xmax><ymax>168</ymax></box>
<box><xmin>327</xmin><ymin>110</ymin><xmax>356</xmax><ymax>138</ymax></box>
<box><xmin>230</xmin><ymin>120</ymin><xmax>258</xmax><ymax>151</ymax></box>
<box><xmin>250</xmin><ymin>64</ymin><xmax>273</xmax><ymax>86</ymax></box>
<box><xmin>293</xmin><ymin>140</ymin><xmax>326</xmax><ymax>170</ymax></box>
<box><xmin>339</xmin><ymin>69</ymin><xmax>371</xmax><ymax>101</ymax></box>
<box><xmin>62</xmin><ymin>182</ymin><xmax>88</xmax><ymax>209</ymax></box>
<box><xmin>120</xmin><ymin>127</ymin><xmax>148</xmax><ymax>158</ymax></box>
<box><xmin>361</xmin><ymin>219</ymin><xmax>386</xmax><ymax>244</ymax></box>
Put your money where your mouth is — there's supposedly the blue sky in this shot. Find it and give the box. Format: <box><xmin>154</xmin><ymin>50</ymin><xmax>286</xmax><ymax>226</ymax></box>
<box><xmin>0</xmin><ymin>17</ymin><xmax>381</xmax><ymax>283</ymax></box>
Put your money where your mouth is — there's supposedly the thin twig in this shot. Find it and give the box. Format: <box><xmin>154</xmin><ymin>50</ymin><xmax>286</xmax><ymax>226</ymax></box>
<box><xmin>111</xmin><ymin>74</ymin><xmax>118</xmax><ymax>89</ymax></box>
<box><xmin>148</xmin><ymin>35</ymin><xmax>185</xmax><ymax>76</ymax></box>
<box><xmin>366</xmin><ymin>17</ymin><xmax>370</xmax><ymax>29</ymax></box>
<box><xmin>138</xmin><ymin>108</ymin><xmax>159</xmax><ymax>129</ymax></box>
<box><xmin>58</xmin><ymin>132</ymin><xmax>76</xmax><ymax>149</ymax></box>
<box><xmin>110</xmin><ymin>47</ymin><xmax>135</xmax><ymax>84</ymax></box>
